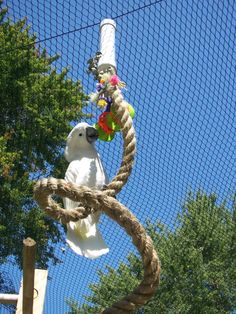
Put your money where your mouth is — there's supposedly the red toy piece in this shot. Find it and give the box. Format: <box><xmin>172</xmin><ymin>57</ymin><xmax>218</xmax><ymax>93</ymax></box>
<box><xmin>98</xmin><ymin>112</ymin><xmax>114</xmax><ymax>134</ymax></box>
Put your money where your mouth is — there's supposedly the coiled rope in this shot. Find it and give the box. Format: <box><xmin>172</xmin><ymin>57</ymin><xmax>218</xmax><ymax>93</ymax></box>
<box><xmin>34</xmin><ymin>86</ymin><xmax>161</xmax><ymax>313</ymax></box>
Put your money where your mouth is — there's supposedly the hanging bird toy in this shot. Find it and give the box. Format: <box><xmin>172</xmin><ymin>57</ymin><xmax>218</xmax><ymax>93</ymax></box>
<box><xmin>88</xmin><ymin>63</ymin><xmax>135</xmax><ymax>141</ymax></box>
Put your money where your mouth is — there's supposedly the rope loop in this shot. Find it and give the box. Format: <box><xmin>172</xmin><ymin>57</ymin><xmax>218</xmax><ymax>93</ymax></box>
<box><xmin>34</xmin><ymin>87</ymin><xmax>161</xmax><ymax>313</ymax></box>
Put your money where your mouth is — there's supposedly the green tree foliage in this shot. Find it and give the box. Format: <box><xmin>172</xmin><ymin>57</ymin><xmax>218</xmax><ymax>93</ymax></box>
<box><xmin>0</xmin><ymin>1</ymin><xmax>87</xmax><ymax>282</ymax></box>
<box><xmin>68</xmin><ymin>192</ymin><xmax>236</xmax><ymax>313</ymax></box>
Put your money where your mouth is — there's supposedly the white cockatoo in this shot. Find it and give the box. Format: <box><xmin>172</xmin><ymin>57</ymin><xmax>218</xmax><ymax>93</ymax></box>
<box><xmin>63</xmin><ymin>122</ymin><xmax>109</xmax><ymax>259</ymax></box>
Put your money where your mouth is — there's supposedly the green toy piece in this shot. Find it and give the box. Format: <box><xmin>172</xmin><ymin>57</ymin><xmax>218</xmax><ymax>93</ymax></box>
<box><xmin>95</xmin><ymin>102</ymin><xmax>135</xmax><ymax>142</ymax></box>
<box><xmin>94</xmin><ymin>123</ymin><xmax>115</xmax><ymax>142</ymax></box>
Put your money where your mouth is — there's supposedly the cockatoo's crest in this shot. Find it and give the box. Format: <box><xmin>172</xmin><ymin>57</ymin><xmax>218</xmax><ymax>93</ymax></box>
<box><xmin>65</xmin><ymin>122</ymin><xmax>98</xmax><ymax>162</ymax></box>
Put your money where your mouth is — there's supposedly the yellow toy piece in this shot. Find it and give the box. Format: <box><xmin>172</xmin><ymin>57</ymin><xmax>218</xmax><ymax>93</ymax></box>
<box><xmin>97</xmin><ymin>99</ymin><xmax>108</xmax><ymax>108</ymax></box>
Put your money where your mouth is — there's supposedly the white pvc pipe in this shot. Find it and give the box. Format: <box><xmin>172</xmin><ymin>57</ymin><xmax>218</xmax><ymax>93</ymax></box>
<box><xmin>98</xmin><ymin>19</ymin><xmax>117</xmax><ymax>73</ymax></box>
<box><xmin>0</xmin><ymin>293</ymin><xmax>18</xmax><ymax>304</ymax></box>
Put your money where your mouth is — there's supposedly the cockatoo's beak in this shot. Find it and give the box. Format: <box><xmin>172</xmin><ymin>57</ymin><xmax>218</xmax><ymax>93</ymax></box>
<box><xmin>86</xmin><ymin>127</ymin><xmax>99</xmax><ymax>143</ymax></box>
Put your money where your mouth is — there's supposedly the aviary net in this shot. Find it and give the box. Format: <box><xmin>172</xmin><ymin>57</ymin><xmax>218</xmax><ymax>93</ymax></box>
<box><xmin>0</xmin><ymin>0</ymin><xmax>235</xmax><ymax>313</ymax></box>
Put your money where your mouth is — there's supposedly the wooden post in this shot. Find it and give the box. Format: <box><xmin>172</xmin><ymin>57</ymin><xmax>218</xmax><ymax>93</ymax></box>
<box><xmin>22</xmin><ymin>237</ymin><xmax>36</xmax><ymax>314</ymax></box>
<box><xmin>32</xmin><ymin>269</ymin><xmax>48</xmax><ymax>313</ymax></box>
<box><xmin>0</xmin><ymin>238</ymin><xmax>48</xmax><ymax>313</ymax></box>
<box><xmin>16</xmin><ymin>269</ymin><xmax>48</xmax><ymax>314</ymax></box>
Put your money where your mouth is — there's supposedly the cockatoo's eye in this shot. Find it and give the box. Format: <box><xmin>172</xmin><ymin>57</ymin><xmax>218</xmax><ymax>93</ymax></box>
<box><xmin>79</xmin><ymin>133</ymin><xmax>83</xmax><ymax>137</ymax></box>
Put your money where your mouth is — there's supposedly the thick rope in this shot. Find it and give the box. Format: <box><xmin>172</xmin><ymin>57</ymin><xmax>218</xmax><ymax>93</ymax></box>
<box><xmin>34</xmin><ymin>86</ymin><xmax>161</xmax><ymax>313</ymax></box>
<box><xmin>104</xmin><ymin>88</ymin><xmax>136</xmax><ymax>196</ymax></box>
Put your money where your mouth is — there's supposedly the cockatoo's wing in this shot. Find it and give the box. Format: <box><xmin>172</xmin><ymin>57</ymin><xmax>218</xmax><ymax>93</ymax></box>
<box><xmin>63</xmin><ymin>159</ymin><xmax>109</xmax><ymax>259</ymax></box>
<box><xmin>64</xmin><ymin>162</ymin><xmax>79</xmax><ymax>210</ymax></box>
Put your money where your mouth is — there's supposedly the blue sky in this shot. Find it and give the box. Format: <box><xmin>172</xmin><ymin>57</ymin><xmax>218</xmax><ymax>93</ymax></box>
<box><xmin>1</xmin><ymin>0</ymin><xmax>235</xmax><ymax>313</ymax></box>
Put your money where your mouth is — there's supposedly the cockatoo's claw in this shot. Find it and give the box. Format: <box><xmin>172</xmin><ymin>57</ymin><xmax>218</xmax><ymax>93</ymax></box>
<box><xmin>102</xmin><ymin>184</ymin><xmax>117</xmax><ymax>198</ymax></box>
<box><xmin>102</xmin><ymin>184</ymin><xmax>108</xmax><ymax>190</ymax></box>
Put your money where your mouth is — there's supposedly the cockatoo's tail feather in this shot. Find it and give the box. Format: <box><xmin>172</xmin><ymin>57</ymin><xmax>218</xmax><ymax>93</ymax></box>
<box><xmin>67</xmin><ymin>221</ymin><xmax>109</xmax><ymax>259</ymax></box>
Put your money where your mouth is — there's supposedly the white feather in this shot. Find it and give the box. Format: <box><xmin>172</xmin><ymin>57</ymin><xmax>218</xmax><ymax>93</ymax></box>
<box><xmin>63</xmin><ymin>122</ymin><xmax>109</xmax><ymax>259</ymax></box>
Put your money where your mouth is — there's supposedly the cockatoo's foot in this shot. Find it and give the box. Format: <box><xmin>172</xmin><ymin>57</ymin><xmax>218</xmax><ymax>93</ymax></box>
<box><xmin>102</xmin><ymin>184</ymin><xmax>108</xmax><ymax>190</ymax></box>
<box><xmin>102</xmin><ymin>184</ymin><xmax>117</xmax><ymax>199</ymax></box>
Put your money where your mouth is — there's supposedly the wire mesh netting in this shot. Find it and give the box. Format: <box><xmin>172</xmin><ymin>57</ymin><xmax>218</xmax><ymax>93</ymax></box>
<box><xmin>0</xmin><ymin>0</ymin><xmax>235</xmax><ymax>313</ymax></box>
